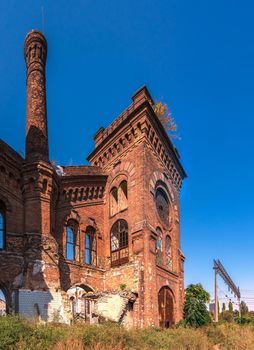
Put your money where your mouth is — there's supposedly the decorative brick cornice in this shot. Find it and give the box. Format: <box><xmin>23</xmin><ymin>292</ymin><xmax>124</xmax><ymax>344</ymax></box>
<box><xmin>87</xmin><ymin>87</ymin><xmax>186</xmax><ymax>191</ymax></box>
<box><xmin>61</xmin><ymin>185</ymin><xmax>105</xmax><ymax>203</ymax></box>
<box><xmin>24</xmin><ymin>30</ymin><xmax>47</xmax><ymax>77</ymax></box>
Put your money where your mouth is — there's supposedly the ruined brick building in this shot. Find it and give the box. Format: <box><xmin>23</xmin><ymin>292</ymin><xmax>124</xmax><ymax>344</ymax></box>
<box><xmin>0</xmin><ymin>30</ymin><xmax>186</xmax><ymax>327</ymax></box>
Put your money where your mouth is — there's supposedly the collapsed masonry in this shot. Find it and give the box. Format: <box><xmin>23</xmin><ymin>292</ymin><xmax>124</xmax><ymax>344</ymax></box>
<box><xmin>0</xmin><ymin>29</ymin><xmax>186</xmax><ymax>328</ymax></box>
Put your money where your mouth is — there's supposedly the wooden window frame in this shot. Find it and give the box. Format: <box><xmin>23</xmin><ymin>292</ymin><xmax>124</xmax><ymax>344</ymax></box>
<box><xmin>66</xmin><ymin>220</ymin><xmax>79</xmax><ymax>261</ymax></box>
<box><xmin>110</xmin><ymin>219</ymin><xmax>129</xmax><ymax>267</ymax></box>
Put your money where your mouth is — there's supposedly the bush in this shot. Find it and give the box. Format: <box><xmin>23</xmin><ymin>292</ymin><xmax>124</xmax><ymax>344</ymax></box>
<box><xmin>0</xmin><ymin>316</ymin><xmax>32</xmax><ymax>350</ymax></box>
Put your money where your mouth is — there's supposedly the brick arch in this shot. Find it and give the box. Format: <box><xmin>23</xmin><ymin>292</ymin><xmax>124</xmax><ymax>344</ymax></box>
<box><xmin>108</xmin><ymin>161</ymin><xmax>136</xmax><ymax>186</ymax></box>
<box><xmin>0</xmin><ymin>193</ymin><xmax>12</xmax><ymax>212</ymax></box>
<box><xmin>149</xmin><ymin>171</ymin><xmax>175</xmax><ymax>202</ymax></box>
<box><xmin>64</xmin><ymin>210</ymin><xmax>81</xmax><ymax>225</ymax></box>
<box><xmin>82</xmin><ymin>217</ymin><xmax>102</xmax><ymax>238</ymax></box>
<box><xmin>158</xmin><ymin>285</ymin><xmax>175</xmax><ymax>328</ymax></box>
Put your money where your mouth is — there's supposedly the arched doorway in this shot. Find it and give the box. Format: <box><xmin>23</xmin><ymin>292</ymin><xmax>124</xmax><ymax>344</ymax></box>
<box><xmin>0</xmin><ymin>289</ymin><xmax>7</xmax><ymax>316</ymax></box>
<box><xmin>67</xmin><ymin>284</ymin><xmax>95</xmax><ymax>323</ymax></box>
<box><xmin>158</xmin><ymin>286</ymin><xmax>174</xmax><ymax>328</ymax></box>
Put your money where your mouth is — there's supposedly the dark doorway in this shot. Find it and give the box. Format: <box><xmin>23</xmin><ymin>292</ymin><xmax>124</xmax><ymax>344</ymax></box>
<box><xmin>158</xmin><ymin>286</ymin><xmax>174</xmax><ymax>328</ymax></box>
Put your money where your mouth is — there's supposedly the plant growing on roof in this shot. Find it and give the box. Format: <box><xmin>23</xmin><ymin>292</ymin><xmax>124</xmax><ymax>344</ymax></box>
<box><xmin>152</xmin><ymin>101</ymin><xmax>180</xmax><ymax>139</ymax></box>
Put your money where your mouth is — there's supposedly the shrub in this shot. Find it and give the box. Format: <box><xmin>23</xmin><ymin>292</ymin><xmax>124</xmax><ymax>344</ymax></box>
<box><xmin>0</xmin><ymin>316</ymin><xmax>32</xmax><ymax>350</ymax></box>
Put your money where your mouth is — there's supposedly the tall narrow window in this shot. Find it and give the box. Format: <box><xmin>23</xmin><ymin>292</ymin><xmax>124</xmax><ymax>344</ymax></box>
<box><xmin>118</xmin><ymin>181</ymin><xmax>128</xmax><ymax>211</ymax></box>
<box><xmin>156</xmin><ymin>227</ymin><xmax>163</xmax><ymax>266</ymax></box>
<box><xmin>166</xmin><ymin>236</ymin><xmax>172</xmax><ymax>270</ymax></box>
<box><xmin>0</xmin><ymin>202</ymin><xmax>5</xmax><ymax>250</ymax></box>
<box><xmin>111</xmin><ymin>220</ymin><xmax>128</xmax><ymax>266</ymax></box>
<box><xmin>110</xmin><ymin>187</ymin><xmax>118</xmax><ymax>216</ymax></box>
<box><xmin>66</xmin><ymin>220</ymin><xmax>78</xmax><ymax>261</ymax></box>
<box><xmin>109</xmin><ymin>180</ymin><xmax>128</xmax><ymax>216</ymax></box>
<box><xmin>85</xmin><ymin>226</ymin><xmax>96</xmax><ymax>266</ymax></box>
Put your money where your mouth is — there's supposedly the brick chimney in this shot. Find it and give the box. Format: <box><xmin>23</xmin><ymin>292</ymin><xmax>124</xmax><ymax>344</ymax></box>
<box><xmin>24</xmin><ymin>30</ymin><xmax>49</xmax><ymax>163</ymax></box>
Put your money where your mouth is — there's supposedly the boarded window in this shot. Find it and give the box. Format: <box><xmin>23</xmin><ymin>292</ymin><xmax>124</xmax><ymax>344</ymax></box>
<box><xmin>110</xmin><ymin>220</ymin><xmax>128</xmax><ymax>266</ymax></box>
<box><xmin>110</xmin><ymin>187</ymin><xmax>118</xmax><ymax>216</ymax></box>
<box><xmin>109</xmin><ymin>181</ymin><xmax>128</xmax><ymax>216</ymax></box>
<box><xmin>118</xmin><ymin>180</ymin><xmax>128</xmax><ymax>211</ymax></box>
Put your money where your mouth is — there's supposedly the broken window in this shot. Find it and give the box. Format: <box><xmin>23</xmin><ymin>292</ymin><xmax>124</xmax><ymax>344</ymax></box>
<box><xmin>156</xmin><ymin>227</ymin><xmax>163</xmax><ymax>266</ymax></box>
<box><xmin>66</xmin><ymin>220</ymin><xmax>79</xmax><ymax>261</ymax></box>
<box><xmin>166</xmin><ymin>235</ymin><xmax>172</xmax><ymax>270</ymax></box>
<box><xmin>111</xmin><ymin>219</ymin><xmax>128</xmax><ymax>266</ymax></box>
<box><xmin>0</xmin><ymin>201</ymin><xmax>5</xmax><ymax>250</ymax></box>
<box><xmin>85</xmin><ymin>226</ymin><xmax>96</xmax><ymax>266</ymax></box>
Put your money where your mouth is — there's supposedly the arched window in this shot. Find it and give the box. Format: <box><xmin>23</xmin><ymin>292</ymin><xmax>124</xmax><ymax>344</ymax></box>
<box><xmin>166</xmin><ymin>235</ymin><xmax>172</xmax><ymax>270</ymax></box>
<box><xmin>66</xmin><ymin>220</ymin><xmax>79</xmax><ymax>261</ymax></box>
<box><xmin>85</xmin><ymin>226</ymin><xmax>96</xmax><ymax>266</ymax></box>
<box><xmin>118</xmin><ymin>181</ymin><xmax>128</xmax><ymax>211</ymax></box>
<box><xmin>110</xmin><ymin>220</ymin><xmax>128</xmax><ymax>266</ymax></box>
<box><xmin>109</xmin><ymin>180</ymin><xmax>128</xmax><ymax>216</ymax></box>
<box><xmin>110</xmin><ymin>187</ymin><xmax>118</xmax><ymax>216</ymax></box>
<box><xmin>155</xmin><ymin>188</ymin><xmax>170</xmax><ymax>224</ymax></box>
<box><xmin>156</xmin><ymin>227</ymin><xmax>163</xmax><ymax>266</ymax></box>
<box><xmin>0</xmin><ymin>201</ymin><xmax>6</xmax><ymax>250</ymax></box>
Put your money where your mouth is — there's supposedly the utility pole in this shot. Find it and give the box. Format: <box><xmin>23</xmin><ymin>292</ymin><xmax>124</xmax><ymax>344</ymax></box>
<box><xmin>213</xmin><ymin>260</ymin><xmax>241</xmax><ymax>322</ymax></box>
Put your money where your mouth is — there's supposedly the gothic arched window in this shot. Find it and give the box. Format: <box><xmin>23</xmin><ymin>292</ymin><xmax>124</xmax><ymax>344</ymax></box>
<box><xmin>85</xmin><ymin>226</ymin><xmax>96</xmax><ymax>266</ymax></box>
<box><xmin>66</xmin><ymin>220</ymin><xmax>79</xmax><ymax>261</ymax></box>
<box><xmin>166</xmin><ymin>235</ymin><xmax>172</xmax><ymax>270</ymax></box>
<box><xmin>110</xmin><ymin>220</ymin><xmax>128</xmax><ymax>266</ymax></box>
<box><xmin>156</xmin><ymin>227</ymin><xmax>163</xmax><ymax>266</ymax></box>
<box><xmin>0</xmin><ymin>201</ymin><xmax>6</xmax><ymax>250</ymax></box>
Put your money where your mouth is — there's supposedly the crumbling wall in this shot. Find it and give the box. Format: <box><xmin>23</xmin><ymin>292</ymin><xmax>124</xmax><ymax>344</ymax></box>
<box><xmin>17</xmin><ymin>289</ymin><xmax>70</xmax><ymax>323</ymax></box>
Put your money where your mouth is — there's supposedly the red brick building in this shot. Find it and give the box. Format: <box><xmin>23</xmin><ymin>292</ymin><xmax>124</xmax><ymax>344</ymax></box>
<box><xmin>0</xmin><ymin>30</ymin><xmax>186</xmax><ymax>327</ymax></box>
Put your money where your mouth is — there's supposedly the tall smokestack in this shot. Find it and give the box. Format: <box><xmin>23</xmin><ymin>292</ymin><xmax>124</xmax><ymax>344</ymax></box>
<box><xmin>24</xmin><ymin>30</ymin><xmax>49</xmax><ymax>163</ymax></box>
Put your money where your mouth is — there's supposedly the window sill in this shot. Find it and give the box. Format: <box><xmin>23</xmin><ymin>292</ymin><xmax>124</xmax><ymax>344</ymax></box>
<box><xmin>111</xmin><ymin>257</ymin><xmax>129</xmax><ymax>267</ymax></box>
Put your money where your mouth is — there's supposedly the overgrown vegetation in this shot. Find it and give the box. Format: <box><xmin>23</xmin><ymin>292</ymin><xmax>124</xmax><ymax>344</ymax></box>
<box><xmin>0</xmin><ymin>286</ymin><xmax>252</xmax><ymax>350</ymax></box>
<box><xmin>2</xmin><ymin>316</ymin><xmax>254</xmax><ymax>350</ymax></box>
<box><xmin>152</xmin><ymin>101</ymin><xmax>180</xmax><ymax>139</ymax></box>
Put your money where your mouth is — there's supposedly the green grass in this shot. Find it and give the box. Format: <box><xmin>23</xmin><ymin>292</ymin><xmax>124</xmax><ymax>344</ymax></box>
<box><xmin>1</xmin><ymin>316</ymin><xmax>254</xmax><ymax>350</ymax></box>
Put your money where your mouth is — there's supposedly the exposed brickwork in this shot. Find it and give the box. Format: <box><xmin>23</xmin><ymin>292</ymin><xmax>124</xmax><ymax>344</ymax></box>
<box><xmin>25</xmin><ymin>30</ymin><xmax>48</xmax><ymax>163</ymax></box>
<box><xmin>0</xmin><ymin>30</ymin><xmax>186</xmax><ymax>327</ymax></box>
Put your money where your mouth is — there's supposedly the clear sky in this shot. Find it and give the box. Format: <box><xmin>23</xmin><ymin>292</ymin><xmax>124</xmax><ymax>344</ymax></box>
<box><xmin>1</xmin><ymin>0</ymin><xmax>254</xmax><ymax>309</ymax></box>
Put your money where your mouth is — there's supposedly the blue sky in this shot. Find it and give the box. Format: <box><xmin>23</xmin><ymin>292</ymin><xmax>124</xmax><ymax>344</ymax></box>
<box><xmin>1</xmin><ymin>0</ymin><xmax>254</xmax><ymax>309</ymax></box>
